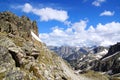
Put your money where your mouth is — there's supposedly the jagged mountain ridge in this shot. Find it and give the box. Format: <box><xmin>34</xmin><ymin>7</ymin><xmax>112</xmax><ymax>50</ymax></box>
<box><xmin>49</xmin><ymin>43</ymin><xmax>120</xmax><ymax>79</ymax></box>
<box><xmin>73</xmin><ymin>47</ymin><xmax>108</xmax><ymax>70</ymax></box>
<box><xmin>48</xmin><ymin>46</ymin><xmax>108</xmax><ymax>61</ymax></box>
<box><xmin>48</xmin><ymin>46</ymin><xmax>91</xmax><ymax>60</ymax></box>
<box><xmin>67</xmin><ymin>43</ymin><xmax>120</xmax><ymax>76</ymax></box>
<box><xmin>48</xmin><ymin>46</ymin><xmax>109</xmax><ymax>70</ymax></box>
<box><xmin>92</xmin><ymin>43</ymin><xmax>120</xmax><ymax>74</ymax></box>
<box><xmin>102</xmin><ymin>42</ymin><xmax>120</xmax><ymax>59</ymax></box>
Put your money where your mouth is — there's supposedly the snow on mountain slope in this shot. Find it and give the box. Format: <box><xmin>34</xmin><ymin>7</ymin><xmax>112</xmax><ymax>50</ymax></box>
<box><xmin>102</xmin><ymin>51</ymin><xmax>120</xmax><ymax>61</ymax></box>
<box><xmin>95</xmin><ymin>49</ymin><xmax>108</xmax><ymax>59</ymax></box>
<box><xmin>31</xmin><ymin>31</ymin><xmax>42</xmax><ymax>42</ymax></box>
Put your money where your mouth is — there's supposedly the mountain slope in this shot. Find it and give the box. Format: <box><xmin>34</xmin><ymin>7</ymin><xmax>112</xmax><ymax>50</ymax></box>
<box><xmin>0</xmin><ymin>11</ymin><xmax>94</xmax><ymax>80</ymax></box>
<box><xmin>92</xmin><ymin>43</ymin><xmax>120</xmax><ymax>75</ymax></box>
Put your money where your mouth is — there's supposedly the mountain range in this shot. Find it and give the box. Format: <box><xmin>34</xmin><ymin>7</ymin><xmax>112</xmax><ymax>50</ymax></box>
<box><xmin>48</xmin><ymin>43</ymin><xmax>120</xmax><ymax>79</ymax></box>
<box><xmin>48</xmin><ymin>46</ymin><xmax>108</xmax><ymax>60</ymax></box>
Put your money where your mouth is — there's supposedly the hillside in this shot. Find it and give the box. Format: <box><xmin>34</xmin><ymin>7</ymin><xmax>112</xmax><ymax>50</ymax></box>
<box><xmin>0</xmin><ymin>11</ymin><xmax>99</xmax><ymax>80</ymax></box>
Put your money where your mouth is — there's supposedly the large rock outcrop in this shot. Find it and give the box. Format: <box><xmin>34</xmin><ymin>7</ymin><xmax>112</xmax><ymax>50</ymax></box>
<box><xmin>92</xmin><ymin>43</ymin><xmax>120</xmax><ymax>75</ymax></box>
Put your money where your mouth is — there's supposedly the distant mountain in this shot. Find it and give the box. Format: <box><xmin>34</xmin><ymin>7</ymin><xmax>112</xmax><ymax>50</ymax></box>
<box><xmin>92</xmin><ymin>42</ymin><xmax>120</xmax><ymax>75</ymax></box>
<box><xmin>102</xmin><ymin>42</ymin><xmax>120</xmax><ymax>59</ymax></box>
<box><xmin>48</xmin><ymin>43</ymin><xmax>120</xmax><ymax>79</ymax></box>
<box><xmin>48</xmin><ymin>45</ymin><xmax>109</xmax><ymax>60</ymax></box>
<box><xmin>48</xmin><ymin>46</ymin><xmax>92</xmax><ymax>61</ymax></box>
<box><xmin>48</xmin><ymin>46</ymin><xmax>109</xmax><ymax>70</ymax></box>
<box><xmin>48</xmin><ymin>46</ymin><xmax>76</xmax><ymax>58</ymax></box>
<box><xmin>71</xmin><ymin>43</ymin><xmax>120</xmax><ymax>76</ymax></box>
<box><xmin>73</xmin><ymin>46</ymin><xmax>108</xmax><ymax>70</ymax></box>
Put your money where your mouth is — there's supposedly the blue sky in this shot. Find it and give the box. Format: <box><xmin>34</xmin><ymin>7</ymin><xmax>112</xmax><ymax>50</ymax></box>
<box><xmin>0</xmin><ymin>0</ymin><xmax>120</xmax><ymax>46</ymax></box>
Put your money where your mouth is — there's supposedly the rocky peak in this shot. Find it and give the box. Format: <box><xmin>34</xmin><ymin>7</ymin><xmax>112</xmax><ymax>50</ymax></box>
<box><xmin>0</xmin><ymin>11</ymin><xmax>38</xmax><ymax>40</ymax></box>
<box><xmin>93</xmin><ymin>46</ymin><xmax>107</xmax><ymax>53</ymax></box>
<box><xmin>102</xmin><ymin>42</ymin><xmax>120</xmax><ymax>59</ymax></box>
<box><xmin>91</xmin><ymin>43</ymin><xmax>120</xmax><ymax>75</ymax></box>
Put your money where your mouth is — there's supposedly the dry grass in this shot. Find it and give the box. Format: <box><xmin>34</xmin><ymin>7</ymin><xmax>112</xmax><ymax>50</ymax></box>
<box><xmin>110</xmin><ymin>77</ymin><xmax>120</xmax><ymax>80</ymax></box>
<box><xmin>81</xmin><ymin>70</ymin><xmax>109</xmax><ymax>80</ymax></box>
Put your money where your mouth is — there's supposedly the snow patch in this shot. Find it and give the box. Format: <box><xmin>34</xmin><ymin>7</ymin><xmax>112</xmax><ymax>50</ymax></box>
<box><xmin>102</xmin><ymin>52</ymin><xmax>120</xmax><ymax>61</ymax></box>
<box><xmin>118</xmin><ymin>57</ymin><xmax>120</xmax><ymax>61</ymax></box>
<box><xmin>31</xmin><ymin>31</ymin><xmax>42</xmax><ymax>42</ymax></box>
<box><xmin>97</xmin><ymin>49</ymin><xmax>108</xmax><ymax>55</ymax></box>
<box><xmin>79</xmin><ymin>58</ymin><xmax>83</xmax><ymax>60</ymax></box>
<box><xmin>95</xmin><ymin>49</ymin><xmax>108</xmax><ymax>59</ymax></box>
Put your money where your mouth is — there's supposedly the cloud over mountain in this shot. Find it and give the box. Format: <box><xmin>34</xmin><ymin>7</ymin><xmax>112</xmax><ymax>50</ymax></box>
<box><xmin>39</xmin><ymin>21</ymin><xmax>120</xmax><ymax>47</ymax></box>
<box><xmin>12</xmin><ymin>2</ymin><xmax>120</xmax><ymax>47</ymax></box>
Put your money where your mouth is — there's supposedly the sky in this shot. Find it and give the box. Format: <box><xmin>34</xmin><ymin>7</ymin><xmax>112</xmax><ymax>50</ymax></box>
<box><xmin>0</xmin><ymin>0</ymin><xmax>120</xmax><ymax>47</ymax></box>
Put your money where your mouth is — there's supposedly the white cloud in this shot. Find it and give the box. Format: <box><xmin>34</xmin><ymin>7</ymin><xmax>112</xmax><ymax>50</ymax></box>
<box><xmin>22</xmin><ymin>3</ymin><xmax>32</xmax><ymax>13</ymax></box>
<box><xmin>50</xmin><ymin>27</ymin><xmax>67</xmax><ymax>37</ymax></box>
<box><xmin>92</xmin><ymin>0</ymin><xmax>106</xmax><ymax>6</ymax></box>
<box><xmin>100</xmin><ymin>40</ymin><xmax>115</xmax><ymax>46</ymax></box>
<box><xmin>64</xmin><ymin>21</ymin><xmax>72</xmax><ymax>27</ymax></box>
<box><xmin>21</xmin><ymin>3</ymin><xmax>68</xmax><ymax>22</ymax></box>
<box><xmin>100</xmin><ymin>10</ymin><xmax>114</xmax><ymax>16</ymax></box>
<box><xmin>71</xmin><ymin>20</ymin><xmax>88</xmax><ymax>32</ymax></box>
<box><xmin>39</xmin><ymin>21</ymin><xmax>120</xmax><ymax>47</ymax></box>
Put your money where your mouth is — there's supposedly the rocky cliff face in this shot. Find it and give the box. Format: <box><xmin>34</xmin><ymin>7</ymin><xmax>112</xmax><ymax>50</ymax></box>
<box><xmin>102</xmin><ymin>42</ymin><xmax>120</xmax><ymax>59</ymax></box>
<box><xmin>92</xmin><ymin>43</ymin><xmax>120</xmax><ymax>75</ymax></box>
<box><xmin>0</xmin><ymin>11</ymin><xmax>92</xmax><ymax>80</ymax></box>
<box><xmin>71</xmin><ymin>46</ymin><xmax>108</xmax><ymax>70</ymax></box>
<box><xmin>0</xmin><ymin>11</ymin><xmax>38</xmax><ymax>38</ymax></box>
<box><xmin>70</xmin><ymin>43</ymin><xmax>120</xmax><ymax>78</ymax></box>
